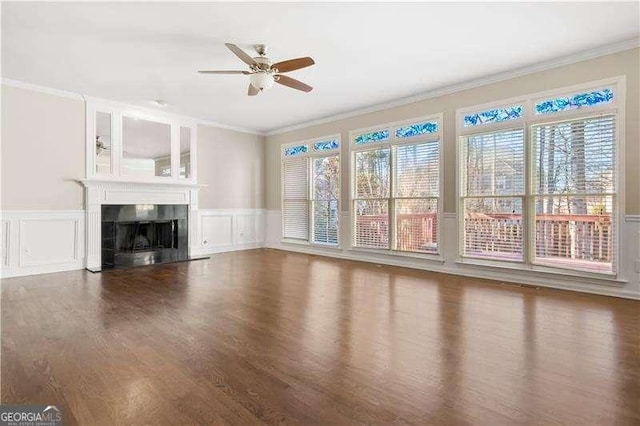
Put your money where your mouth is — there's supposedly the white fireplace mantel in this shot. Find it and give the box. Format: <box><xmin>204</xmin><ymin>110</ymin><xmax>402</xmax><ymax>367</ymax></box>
<box><xmin>78</xmin><ymin>179</ymin><xmax>205</xmax><ymax>270</ymax></box>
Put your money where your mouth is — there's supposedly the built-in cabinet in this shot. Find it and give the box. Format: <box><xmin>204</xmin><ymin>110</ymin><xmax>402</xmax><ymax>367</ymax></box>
<box><xmin>86</xmin><ymin>99</ymin><xmax>197</xmax><ymax>184</ymax></box>
<box><xmin>82</xmin><ymin>98</ymin><xmax>202</xmax><ymax>271</ymax></box>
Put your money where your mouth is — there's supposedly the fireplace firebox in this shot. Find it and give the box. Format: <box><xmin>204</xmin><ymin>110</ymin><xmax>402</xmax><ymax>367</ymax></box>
<box><xmin>101</xmin><ymin>204</ymin><xmax>188</xmax><ymax>270</ymax></box>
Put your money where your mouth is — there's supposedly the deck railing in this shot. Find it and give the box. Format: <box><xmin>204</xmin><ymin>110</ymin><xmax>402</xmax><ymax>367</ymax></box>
<box><xmin>356</xmin><ymin>213</ymin><xmax>438</xmax><ymax>252</ymax></box>
<box><xmin>533</xmin><ymin>214</ymin><xmax>612</xmax><ymax>263</ymax></box>
<box><xmin>355</xmin><ymin>213</ymin><xmax>613</xmax><ymax>264</ymax></box>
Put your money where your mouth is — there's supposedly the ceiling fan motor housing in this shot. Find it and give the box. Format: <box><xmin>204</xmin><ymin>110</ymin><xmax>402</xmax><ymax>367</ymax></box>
<box><xmin>252</xmin><ymin>56</ymin><xmax>272</xmax><ymax>71</ymax></box>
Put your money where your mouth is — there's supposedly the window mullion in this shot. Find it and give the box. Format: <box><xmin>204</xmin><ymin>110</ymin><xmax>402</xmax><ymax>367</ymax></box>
<box><xmin>524</xmin><ymin>124</ymin><xmax>532</xmax><ymax>266</ymax></box>
<box><xmin>389</xmin><ymin>146</ymin><xmax>395</xmax><ymax>251</ymax></box>
<box><xmin>308</xmin><ymin>157</ymin><xmax>313</xmax><ymax>243</ymax></box>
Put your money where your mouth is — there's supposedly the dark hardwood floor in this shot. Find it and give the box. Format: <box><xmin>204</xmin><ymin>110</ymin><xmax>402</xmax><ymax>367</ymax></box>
<box><xmin>2</xmin><ymin>248</ymin><xmax>639</xmax><ymax>425</ymax></box>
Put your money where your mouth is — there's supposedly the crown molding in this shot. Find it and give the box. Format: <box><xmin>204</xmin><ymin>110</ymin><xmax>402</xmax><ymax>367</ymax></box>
<box><xmin>264</xmin><ymin>37</ymin><xmax>640</xmax><ymax>136</ymax></box>
<box><xmin>196</xmin><ymin>119</ymin><xmax>264</xmax><ymax>136</ymax></box>
<box><xmin>4</xmin><ymin>37</ymin><xmax>638</xmax><ymax>139</ymax></box>
<box><xmin>2</xmin><ymin>78</ymin><xmax>85</xmax><ymax>101</ymax></box>
<box><xmin>1</xmin><ymin>78</ymin><xmax>265</xmax><ymax>136</ymax></box>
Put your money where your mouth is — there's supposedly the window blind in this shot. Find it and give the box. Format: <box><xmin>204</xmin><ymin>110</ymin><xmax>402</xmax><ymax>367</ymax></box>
<box><xmin>394</xmin><ymin>141</ymin><xmax>440</xmax><ymax>253</ymax></box>
<box><xmin>461</xmin><ymin>128</ymin><xmax>525</xmax><ymax>261</ymax></box>
<box><xmin>312</xmin><ymin>155</ymin><xmax>340</xmax><ymax>245</ymax></box>
<box><xmin>532</xmin><ymin>115</ymin><xmax>616</xmax><ymax>273</ymax></box>
<box><xmin>354</xmin><ymin>149</ymin><xmax>390</xmax><ymax>249</ymax></box>
<box><xmin>282</xmin><ymin>157</ymin><xmax>309</xmax><ymax>240</ymax></box>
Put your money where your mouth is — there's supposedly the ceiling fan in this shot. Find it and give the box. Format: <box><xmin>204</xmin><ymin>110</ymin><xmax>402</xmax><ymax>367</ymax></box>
<box><xmin>198</xmin><ymin>43</ymin><xmax>315</xmax><ymax>96</ymax></box>
<box><xmin>96</xmin><ymin>136</ymin><xmax>109</xmax><ymax>155</ymax></box>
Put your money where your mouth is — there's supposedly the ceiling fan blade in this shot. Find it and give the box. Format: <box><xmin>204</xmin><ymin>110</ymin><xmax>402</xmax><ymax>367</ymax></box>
<box><xmin>275</xmin><ymin>75</ymin><xmax>313</xmax><ymax>92</ymax></box>
<box><xmin>198</xmin><ymin>70</ymin><xmax>250</xmax><ymax>75</ymax></box>
<box><xmin>248</xmin><ymin>84</ymin><xmax>260</xmax><ymax>96</ymax></box>
<box><xmin>225</xmin><ymin>43</ymin><xmax>257</xmax><ymax>67</ymax></box>
<box><xmin>272</xmin><ymin>57</ymin><xmax>315</xmax><ymax>73</ymax></box>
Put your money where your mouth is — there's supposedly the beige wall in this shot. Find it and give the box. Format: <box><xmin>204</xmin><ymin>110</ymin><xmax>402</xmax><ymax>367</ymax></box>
<box><xmin>197</xmin><ymin>124</ymin><xmax>265</xmax><ymax>209</ymax></box>
<box><xmin>1</xmin><ymin>84</ymin><xmax>266</xmax><ymax>211</ymax></box>
<box><xmin>1</xmin><ymin>85</ymin><xmax>85</xmax><ymax>210</ymax></box>
<box><xmin>265</xmin><ymin>48</ymin><xmax>640</xmax><ymax>214</ymax></box>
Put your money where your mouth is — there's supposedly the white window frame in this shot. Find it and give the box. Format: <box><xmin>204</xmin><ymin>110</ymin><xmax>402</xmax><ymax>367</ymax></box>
<box><xmin>348</xmin><ymin>113</ymin><xmax>444</xmax><ymax>259</ymax></box>
<box><xmin>280</xmin><ymin>135</ymin><xmax>341</xmax><ymax>247</ymax></box>
<box><xmin>85</xmin><ymin>97</ymin><xmax>198</xmax><ymax>183</ymax></box>
<box><xmin>456</xmin><ymin>76</ymin><xmax>625</xmax><ymax>278</ymax></box>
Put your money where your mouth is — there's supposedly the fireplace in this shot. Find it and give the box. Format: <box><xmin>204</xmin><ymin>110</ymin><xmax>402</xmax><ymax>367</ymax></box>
<box><xmin>101</xmin><ymin>204</ymin><xmax>188</xmax><ymax>270</ymax></box>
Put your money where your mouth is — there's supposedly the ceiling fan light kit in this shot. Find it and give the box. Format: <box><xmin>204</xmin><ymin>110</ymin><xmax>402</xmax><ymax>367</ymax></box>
<box><xmin>250</xmin><ymin>72</ymin><xmax>275</xmax><ymax>91</ymax></box>
<box><xmin>198</xmin><ymin>43</ymin><xmax>315</xmax><ymax>96</ymax></box>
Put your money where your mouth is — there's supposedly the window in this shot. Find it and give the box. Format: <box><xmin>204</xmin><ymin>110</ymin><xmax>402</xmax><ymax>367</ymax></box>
<box><xmin>532</xmin><ymin>115</ymin><xmax>615</xmax><ymax>273</ymax></box>
<box><xmin>458</xmin><ymin>80</ymin><xmax>620</xmax><ymax>274</ymax></box>
<box><xmin>354</xmin><ymin>148</ymin><xmax>390</xmax><ymax>248</ymax></box>
<box><xmin>351</xmin><ymin>116</ymin><xmax>442</xmax><ymax>254</ymax></box>
<box><xmin>463</xmin><ymin>105</ymin><xmax>523</xmax><ymax>127</ymax></box>
<box><xmin>535</xmin><ymin>89</ymin><xmax>613</xmax><ymax>115</ymax></box>
<box><xmin>282</xmin><ymin>137</ymin><xmax>340</xmax><ymax>245</ymax></box>
<box><xmin>461</xmin><ymin>128</ymin><xmax>525</xmax><ymax>261</ymax></box>
<box><xmin>312</xmin><ymin>155</ymin><xmax>340</xmax><ymax>244</ymax></box>
<box><xmin>282</xmin><ymin>157</ymin><xmax>309</xmax><ymax>240</ymax></box>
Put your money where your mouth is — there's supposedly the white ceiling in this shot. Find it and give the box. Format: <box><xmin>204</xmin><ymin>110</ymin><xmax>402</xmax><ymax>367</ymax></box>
<box><xmin>2</xmin><ymin>2</ymin><xmax>639</xmax><ymax>134</ymax></box>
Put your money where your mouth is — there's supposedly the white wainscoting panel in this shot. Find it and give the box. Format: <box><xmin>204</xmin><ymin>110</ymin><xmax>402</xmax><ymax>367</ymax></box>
<box><xmin>19</xmin><ymin>218</ymin><xmax>78</xmax><ymax>267</ymax></box>
<box><xmin>1</xmin><ymin>219</ymin><xmax>10</xmax><ymax>268</ymax></box>
<box><xmin>201</xmin><ymin>214</ymin><xmax>233</xmax><ymax>246</ymax></box>
<box><xmin>1</xmin><ymin>211</ymin><xmax>85</xmax><ymax>278</ymax></box>
<box><xmin>1</xmin><ymin>208</ymin><xmax>266</xmax><ymax>277</ymax></box>
<box><xmin>265</xmin><ymin>210</ymin><xmax>640</xmax><ymax>300</ymax></box>
<box><xmin>196</xmin><ymin>209</ymin><xmax>265</xmax><ymax>254</ymax></box>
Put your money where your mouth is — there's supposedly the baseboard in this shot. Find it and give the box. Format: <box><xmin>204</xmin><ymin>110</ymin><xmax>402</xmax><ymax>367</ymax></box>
<box><xmin>200</xmin><ymin>241</ymin><xmax>264</xmax><ymax>255</ymax></box>
<box><xmin>1</xmin><ymin>261</ymin><xmax>84</xmax><ymax>279</ymax></box>
<box><xmin>264</xmin><ymin>242</ymin><xmax>639</xmax><ymax>300</ymax></box>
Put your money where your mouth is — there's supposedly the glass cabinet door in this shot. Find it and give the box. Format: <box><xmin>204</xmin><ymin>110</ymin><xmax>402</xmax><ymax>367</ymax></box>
<box><xmin>88</xmin><ymin>102</ymin><xmax>197</xmax><ymax>181</ymax></box>
<box><xmin>121</xmin><ymin>116</ymin><xmax>172</xmax><ymax>178</ymax></box>
<box><xmin>95</xmin><ymin>112</ymin><xmax>113</xmax><ymax>174</ymax></box>
<box><xmin>180</xmin><ymin>126</ymin><xmax>191</xmax><ymax>179</ymax></box>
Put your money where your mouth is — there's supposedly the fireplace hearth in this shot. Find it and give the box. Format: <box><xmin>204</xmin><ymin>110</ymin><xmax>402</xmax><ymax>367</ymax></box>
<box><xmin>101</xmin><ymin>204</ymin><xmax>188</xmax><ymax>270</ymax></box>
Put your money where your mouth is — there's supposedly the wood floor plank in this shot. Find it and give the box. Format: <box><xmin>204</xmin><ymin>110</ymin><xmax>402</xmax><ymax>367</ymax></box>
<box><xmin>2</xmin><ymin>248</ymin><xmax>639</xmax><ymax>424</ymax></box>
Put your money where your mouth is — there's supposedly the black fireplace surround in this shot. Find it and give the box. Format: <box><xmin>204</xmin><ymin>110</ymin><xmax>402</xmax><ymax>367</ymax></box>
<box><xmin>101</xmin><ymin>204</ymin><xmax>188</xmax><ymax>270</ymax></box>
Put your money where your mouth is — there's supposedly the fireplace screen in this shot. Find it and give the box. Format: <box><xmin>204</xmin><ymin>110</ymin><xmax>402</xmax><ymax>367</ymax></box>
<box><xmin>101</xmin><ymin>205</ymin><xmax>188</xmax><ymax>269</ymax></box>
<box><xmin>115</xmin><ymin>221</ymin><xmax>177</xmax><ymax>252</ymax></box>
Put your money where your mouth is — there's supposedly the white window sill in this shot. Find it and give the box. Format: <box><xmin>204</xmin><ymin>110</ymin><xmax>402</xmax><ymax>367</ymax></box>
<box><xmin>281</xmin><ymin>238</ymin><xmax>309</xmax><ymax>246</ymax></box>
<box><xmin>455</xmin><ymin>257</ymin><xmax>627</xmax><ymax>285</ymax></box>
<box><xmin>348</xmin><ymin>247</ymin><xmax>445</xmax><ymax>264</ymax></box>
<box><xmin>280</xmin><ymin>239</ymin><xmax>342</xmax><ymax>251</ymax></box>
